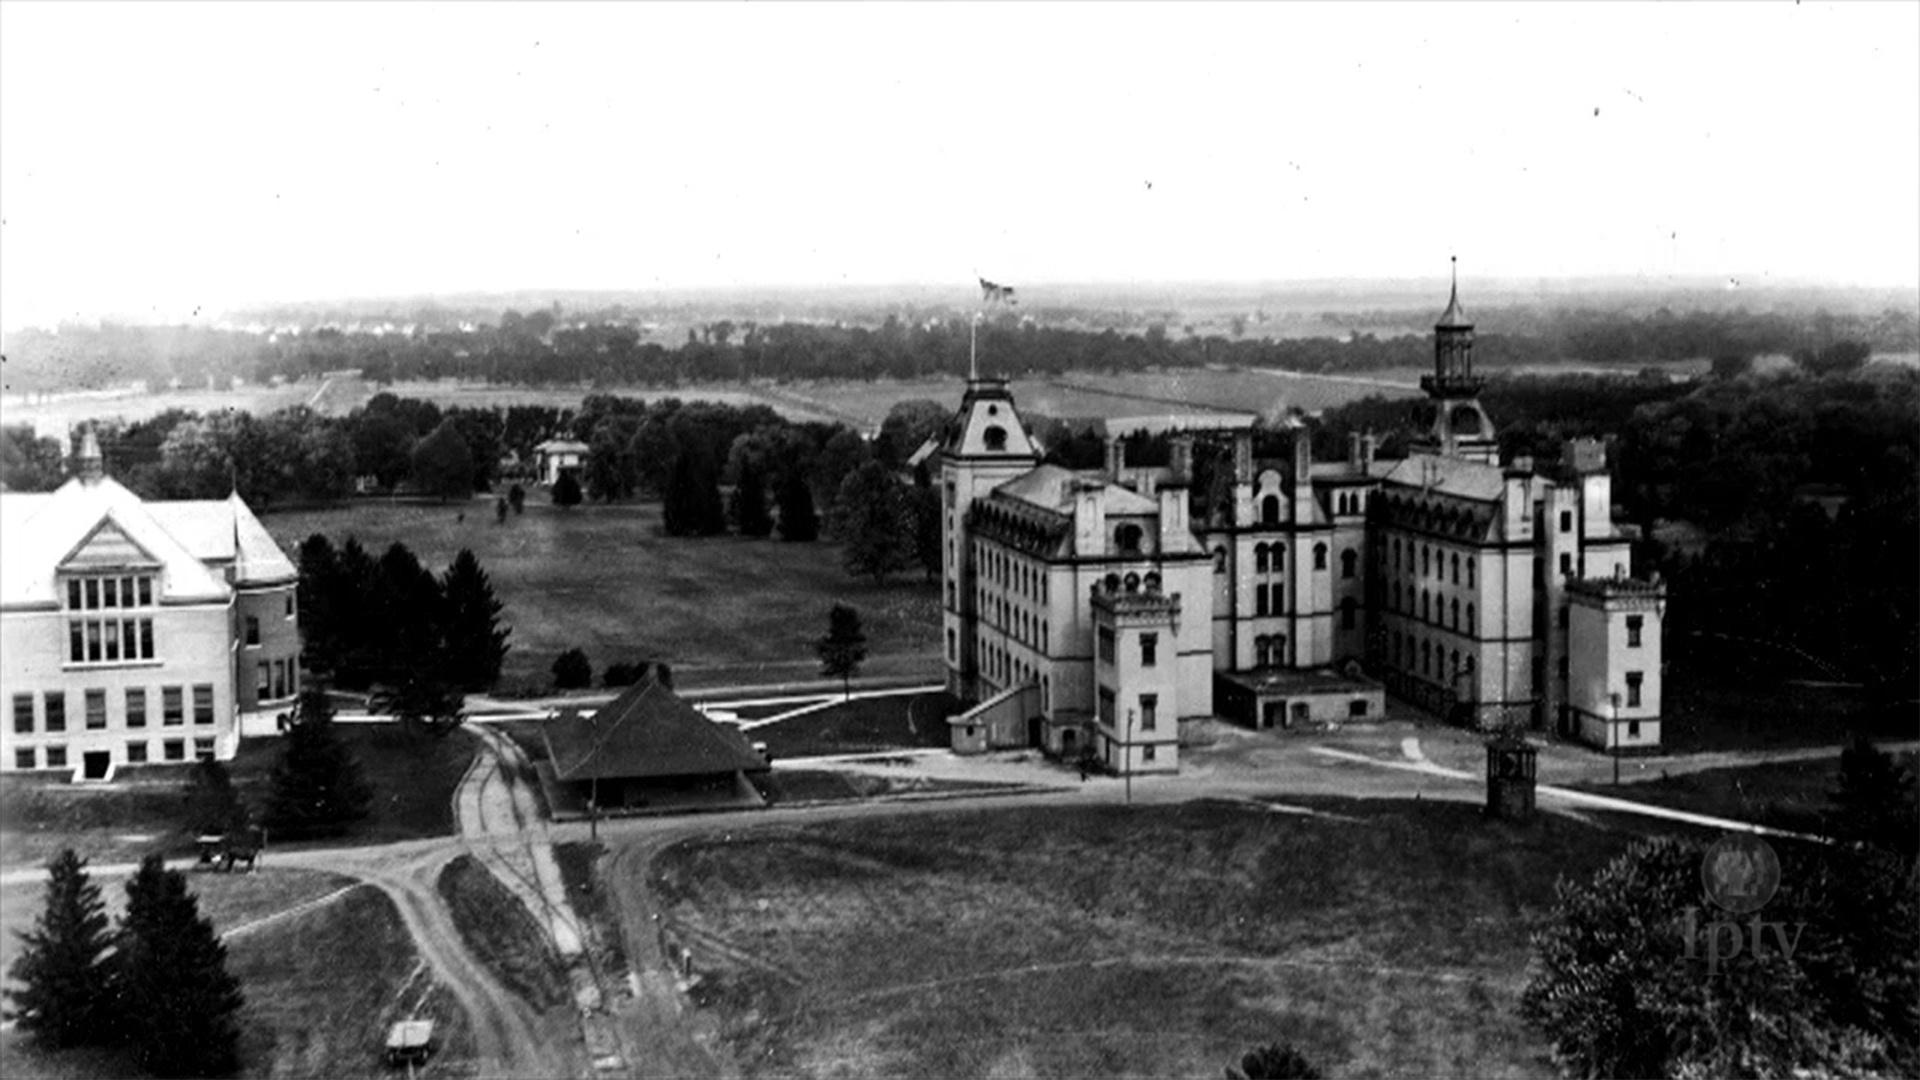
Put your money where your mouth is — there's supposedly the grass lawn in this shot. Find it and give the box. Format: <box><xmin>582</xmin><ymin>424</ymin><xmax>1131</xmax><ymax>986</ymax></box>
<box><xmin>0</xmin><ymin>725</ymin><xmax>477</xmax><ymax>871</ymax></box>
<box><xmin>437</xmin><ymin>854</ymin><xmax>571</xmax><ymax>1011</ymax></box>
<box><xmin>642</xmin><ymin>797</ymin><xmax>1661</xmax><ymax>1079</ymax></box>
<box><xmin>0</xmin><ymin>869</ymin><xmax>441</xmax><ymax>1080</ymax></box>
<box><xmin>1581</xmin><ymin>751</ymin><xmax>1919</xmax><ymax>835</ymax></box>
<box><xmin>750</xmin><ymin>769</ymin><xmax>1020</xmax><ymax>805</ymax></box>
<box><xmin>752</xmin><ymin>691</ymin><xmax>964</xmax><ymax>759</ymax></box>
<box><xmin>259</xmin><ymin>499</ymin><xmax>942</xmax><ymax>694</ymax></box>
<box><xmin>1657</xmin><ymin>667</ymin><xmax>1918</xmax><ymax>754</ymax></box>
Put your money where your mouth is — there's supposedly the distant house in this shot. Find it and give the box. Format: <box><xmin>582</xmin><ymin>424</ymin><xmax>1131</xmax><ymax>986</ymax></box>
<box><xmin>531</xmin><ymin>439</ymin><xmax>589</xmax><ymax>486</ymax></box>
<box><xmin>542</xmin><ymin>678</ymin><xmax>769</xmax><ymax>813</ymax></box>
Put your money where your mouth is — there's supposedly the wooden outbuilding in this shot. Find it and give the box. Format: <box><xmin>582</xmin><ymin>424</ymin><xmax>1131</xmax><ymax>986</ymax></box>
<box><xmin>542</xmin><ymin>678</ymin><xmax>769</xmax><ymax>813</ymax></box>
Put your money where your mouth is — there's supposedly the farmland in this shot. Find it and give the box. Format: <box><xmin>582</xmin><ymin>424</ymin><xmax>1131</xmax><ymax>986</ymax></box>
<box><xmin>643</xmin><ymin>797</ymin><xmax>1654</xmax><ymax>1079</ymax></box>
<box><xmin>260</xmin><ymin>499</ymin><xmax>944</xmax><ymax>694</ymax></box>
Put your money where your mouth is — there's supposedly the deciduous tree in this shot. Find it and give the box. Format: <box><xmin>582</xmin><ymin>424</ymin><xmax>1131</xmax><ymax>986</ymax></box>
<box><xmin>552</xmin><ymin>648</ymin><xmax>593</xmax><ymax>690</ymax></box>
<box><xmin>816</xmin><ymin>603</ymin><xmax>868</xmax><ymax>700</ymax></box>
<box><xmin>833</xmin><ymin>461</ymin><xmax>913</xmax><ymax>583</ymax></box>
<box><xmin>731</xmin><ymin>461</ymin><xmax>773</xmax><ymax>537</ymax></box>
<box><xmin>776</xmin><ymin>470</ymin><xmax>819</xmax><ymax>542</ymax></box>
<box><xmin>552</xmin><ymin>469</ymin><xmax>583</xmax><ymax>508</ymax></box>
<box><xmin>410</xmin><ymin>419</ymin><xmax>475</xmax><ymax>501</ymax></box>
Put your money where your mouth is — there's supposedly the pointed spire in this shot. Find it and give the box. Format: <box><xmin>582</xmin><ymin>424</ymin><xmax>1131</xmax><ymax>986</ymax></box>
<box><xmin>1437</xmin><ymin>256</ymin><xmax>1471</xmax><ymax>329</ymax></box>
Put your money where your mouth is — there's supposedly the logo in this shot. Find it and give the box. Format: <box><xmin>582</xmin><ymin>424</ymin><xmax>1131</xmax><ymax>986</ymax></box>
<box><xmin>1701</xmin><ymin>834</ymin><xmax>1780</xmax><ymax>915</ymax></box>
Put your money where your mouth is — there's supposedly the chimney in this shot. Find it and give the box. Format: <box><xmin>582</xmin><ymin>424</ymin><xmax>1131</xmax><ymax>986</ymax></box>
<box><xmin>1348</xmin><ymin>432</ymin><xmax>1362</xmax><ymax>468</ymax></box>
<box><xmin>1360</xmin><ymin>432</ymin><xmax>1378</xmax><ymax>472</ymax></box>
<box><xmin>1170</xmin><ymin>435</ymin><xmax>1194</xmax><ymax>484</ymax></box>
<box><xmin>76</xmin><ymin>427</ymin><xmax>105</xmax><ymax>484</ymax></box>
<box><xmin>1157</xmin><ymin>485</ymin><xmax>1189</xmax><ymax>553</ymax></box>
<box><xmin>1232</xmin><ymin>430</ymin><xmax>1253</xmax><ymax>484</ymax></box>
<box><xmin>1073</xmin><ymin>480</ymin><xmax>1107</xmax><ymax>557</ymax></box>
<box><xmin>1292</xmin><ymin>431</ymin><xmax>1312</xmax><ymax>485</ymax></box>
<box><xmin>1105</xmin><ymin>436</ymin><xmax>1125</xmax><ymax>481</ymax></box>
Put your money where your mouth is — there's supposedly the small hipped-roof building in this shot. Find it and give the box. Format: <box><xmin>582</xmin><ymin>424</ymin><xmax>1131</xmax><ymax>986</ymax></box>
<box><xmin>542</xmin><ymin>678</ymin><xmax>769</xmax><ymax>813</ymax></box>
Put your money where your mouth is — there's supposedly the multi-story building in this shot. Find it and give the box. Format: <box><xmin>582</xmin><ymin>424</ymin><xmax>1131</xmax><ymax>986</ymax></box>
<box><xmin>0</xmin><ymin>433</ymin><xmax>301</xmax><ymax>779</ymax></box>
<box><xmin>943</xmin><ymin>276</ymin><xmax>1665</xmax><ymax>772</ymax></box>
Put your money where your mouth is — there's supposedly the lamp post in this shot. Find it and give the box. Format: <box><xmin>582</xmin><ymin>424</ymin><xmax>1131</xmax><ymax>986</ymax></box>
<box><xmin>589</xmin><ymin>775</ymin><xmax>600</xmax><ymax>844</ymax></box>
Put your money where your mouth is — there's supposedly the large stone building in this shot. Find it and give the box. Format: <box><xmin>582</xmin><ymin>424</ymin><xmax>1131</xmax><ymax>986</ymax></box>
<box><xmin>0</xmin><ymin>433</ymin><xmax>301</xmax><ymax>779</ymax></box>
<box><xmin>942</xmin><ymin>278</ymin><xmax>1665</xmax><ymax>773</ymax></box>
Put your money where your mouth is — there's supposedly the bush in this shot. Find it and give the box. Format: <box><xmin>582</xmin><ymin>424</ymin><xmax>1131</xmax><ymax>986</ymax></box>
<box><xmin>602</xmin><ymin>661</ymin><xmax>643</xmax><ymax>688</ymax></box>
<box><xmin>1228</xmin><ymin>1042</ymin><xmax>1321</xmax><ymax>1080</ymax></box>
<box><xmin>552</xmin><ymin>648</ymin><xmax>592</xmax><ymax>690</ymax></box>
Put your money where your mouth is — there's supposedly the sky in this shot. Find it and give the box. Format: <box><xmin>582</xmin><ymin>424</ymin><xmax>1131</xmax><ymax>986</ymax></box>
<box><xmin>1</xmin><ymin>1</ymin><xmax>1916</xmax><ymax>329</ymax></box>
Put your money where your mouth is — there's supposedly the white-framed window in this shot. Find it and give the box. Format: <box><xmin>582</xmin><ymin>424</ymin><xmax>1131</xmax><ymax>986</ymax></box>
<box><xmin>1140</xmin><ymin>634</ymin><xmax>1158</xmax><ymax>668</ymax></box>
<box><xmin>162</xmin><ymin>739</ymin><xmax>185</xmax><ymax>762</ymax></box>
<box><xmin>193</xmin><ymin>685</ymin><xmax>215</xmax><ymax>725</ymax></box>
<box><xmin>245</xmin><ymin>615</ymin><xmax>261</xmax><ymax>646</ymax></box>
<box><xmin>64</xmin><ymin>574</ymin><xmax>157</xmax><ymax>666</ymax></box>
<box><xmin>85</xmin><ymin>689</ymin><xmax>107</xmax><ymax>730</ymax></box>
<box><xmin>46</xmin><ymin>745</ymin><xmax>67</xmax><ymax>769</ymax></box>
<box><xmin>162</xmin><ymin>687</ymin><xmax>184</xmax><ymax>726</ymax></box>
<box><xmin>126</xmin><ymin>688</ymin><xmax>147</xmax><ymax>728</ymax></box>
<box><xmin>1626</xmin><ymin>671</ymin><xmax>1644</xmax><ymax>708</ymax></box>
<box><xmin>13</xmin><ymin>747</ymin><xmax>34</xmax><ymax>770</ymax></box>
<box><xmin>44</xmin><ymin>692</ymin><xmax>65</xmax><ymax>733</ymax></box>
<box><xmin>11</xmin><ymin>694</ymin><xmax>32</xmax><ymax>735</ymax></box>
<box><xmin>1140</xmin><ymin>693</ymin><xmax>1158</xmax><ymax>731</ymax></box>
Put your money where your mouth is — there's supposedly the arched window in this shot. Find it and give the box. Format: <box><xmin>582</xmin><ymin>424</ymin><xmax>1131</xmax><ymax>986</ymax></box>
<box><xmin>1421</xmin><ymin>590</ymin><xmax>1430</xmax><ymax>622</ymax></box>
<box><xmin>1262</xmin><ymin>495</ymin><xmax>1281</xmax><ymax>525</ymax></box>
<box><xmin>1143</xmin><ymin>572</ymin><xmax>1162</xmax><ymax>593</ymax></box>
<box><xmin>1391</xmin><ymin>582</ymin><xmax>1401</xmax><ymax>611</ymax></box>
<box><xmin>1313</xmin><ymin>543</ymin><xmax>1328</xmax><ymax>571</ymax></box>
<box><xmin>1422</xmin><ymin>546</ymin><xmax>1431</xmax><ymax>576</ymax></box>
<box><xmin>982</xmin><ymin>425</ymin><xmax>1008</xmax><ymax>451</ymax></box>
<box><xmin>1269</xmin><ymin>582</ymin><xmax>1284</xmax><ymax>613</ymax></box>
<box><xmin>1451</xmin><ymin>597</ymin><xmax>1460</xmax><ymax>630</ymax></box>
<box><xmin>1255</xmin><ymin>543</ymin><xmax>1269</xmax><ymax>574</ymax></box>
<box><xmin>1421</xmin><ymin>640</ymin><xmax>1432</xmax><ymax>675</ymax></box>
<box><xmin>1115</xmin><ymin>523</ymin><xmax>1144</xmax><ymax>555</ymax></box>
<box><xmin>1452</xmin><ymin>553</ymin><xmax>1461</xmax><ymax>585</ymax></box>
<box><xmin>1123</xmin><ymin>572</ymin><xmax>1140</xmax><ymax>594</ymax></box>
<box><xmin>1254</xmin><ymin>634</ymin><xmax>1268</xmax><ymax>666</ymax></box>
<box><xmin>1340</xmin><ymin>549</ymin><xmax>1357</xmax><ymax>579</ymax></box>
<box><xmin>1340</xmin><ymin>596</ymin><xmax>1357</xmax><ymax>630</ymax></box>
<box><xmin>1467</xmin><ymin>559</ymin><xmax>1475</xmax><ymax>588</ymax></box>
<box><xmin>1465</xmin><ymin>603</ymin><xmax>1475</xmax><ymax>633</ymax></box>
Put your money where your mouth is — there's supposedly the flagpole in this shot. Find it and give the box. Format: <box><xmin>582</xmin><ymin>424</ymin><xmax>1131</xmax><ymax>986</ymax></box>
<box><xmin>969</xmin><ymin>311</ymin><xmax>978</xmax><ymax>382</ymax></box>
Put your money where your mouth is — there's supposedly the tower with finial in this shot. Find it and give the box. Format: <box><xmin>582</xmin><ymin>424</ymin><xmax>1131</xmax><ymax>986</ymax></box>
<box><xmin>1413</xmin><ymin>258</ymin><xmax>1499</xmax><ymax>464</ymax></box>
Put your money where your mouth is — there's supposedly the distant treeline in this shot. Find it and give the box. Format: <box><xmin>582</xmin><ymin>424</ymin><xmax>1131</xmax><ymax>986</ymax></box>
<box><xmin>5</xmin><ymin>302</ymin><xmax>1915</xmax><ymax>394</ymax></box>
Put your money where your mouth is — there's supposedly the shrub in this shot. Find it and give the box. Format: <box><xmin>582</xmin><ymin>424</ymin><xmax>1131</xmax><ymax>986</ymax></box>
<box><xmin>552</xmin><ymin>648</ymin><xmax>592</xmax><ymax>690</ymax></box>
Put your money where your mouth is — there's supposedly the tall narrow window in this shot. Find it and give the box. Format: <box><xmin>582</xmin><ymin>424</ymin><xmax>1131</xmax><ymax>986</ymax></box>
<box><xmin>1340</xmin><ymin>549</ymin><xmax>1357</xmax><ymax>579</ymax></box>
<box><xmin>85</xmin><ymin>689</ymin><xmax>106</xmax><ymax>730</ymax></box>
<box><xmin>1256</xmin><ymin>587</ymin><xmax>1270</xmax><ymax>617</ymax></box>
<box><xmin>12</xmin><ymin>694</ymin><xmax>33</xmax><ymax>734</ymax></box>
<box><xmin>1626</xmin><ymin>671</ymin><xmax>1644</xmax><ymax>708</ymax></box>
<box><xmin>1140</xmin><ymin>634</ymin><xmax>1158</xmax><ymax>668</ymax></box>
<box><xmin>1255</xmin><ymin>543</ymin><xmax>1269</xmax><ymax>573</ymax></box>
<box><xmin>1340</xmin><ymin>597</ymin><xmax>1357</xmax><ymax>630</ymax></box>
<box><xmin>44</xmin><ymin>692</ymin><xmax>66</xmax><ymax>732</ymax></box>
<box><xmin>126</xmin><ymin>688</ymin><xmax>147</xmax><ymax>728</ymax></box>
<box><xmin>162</xmin><ymin>687</ymin><xmax>184</xmax><ymax>726</ymax></box>
<box><xmin>1626</xmin><ymin>615</ymin><xmax>1644</xmax><ymax>647</ymax></box>
<box><xmin>245</xmin><ymin>616</ymin><xmax>261</xmax><ymax>646</ymax></box>
<box><xmin>1139</xmin><ymin>693</ymin><xmax>1158</xmax><ymax>730</ymax></box>
<box><xmin>1262</xmin><ymin>495</ymin><xmax>1280</xmax><ymax>525</ymax></box>
<box><xmin>1313</xmin><ymin>543</ymin><xmax>1328</xmax><ymax>571</ymax></box>
<box><xmin>1451</xmin><ymin>553</ymin><xmax>1461</xmax><ymax>585</ymax></box>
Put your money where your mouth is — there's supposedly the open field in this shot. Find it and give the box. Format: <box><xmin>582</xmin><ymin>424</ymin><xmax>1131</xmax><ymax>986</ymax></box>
<box><xmin>0</xmin><ymin>868</ymin><xmax>447</xmax><ymax>1080</ymax></box>
<box><xmin>260</xmin><ymin>500</ymin><xmax>943</xmax><ymax>694</ymax></box>
<box><xmin>1571</xmin><ymin>750</ymin><xmax>1919</xmax><ymax>835</ymax></box>
<box><xmin>1657</xmin><ymin>669</ymin><xmax>1919</xmax><ymax>754</ymax></box>
<box><xmin>0</xmin><ymin>724</ymin><xmax>476</xmax><ymax>870</ymax></box>
<box><xmin>643</xmin><ymin>797</ymin><xmax>1659</xmax><ymax>1079</ymax></box>
<box><xmin>750</xmin><ymin>691</ymin><xmax>963</xmax><ymax>759</ymax></box>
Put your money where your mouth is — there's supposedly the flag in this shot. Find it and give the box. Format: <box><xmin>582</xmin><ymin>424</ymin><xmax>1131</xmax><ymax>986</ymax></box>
<box><xmin>979</xmin><ymin>277</ymin><xmax>1017</xmax><ymax>306</ymax></box>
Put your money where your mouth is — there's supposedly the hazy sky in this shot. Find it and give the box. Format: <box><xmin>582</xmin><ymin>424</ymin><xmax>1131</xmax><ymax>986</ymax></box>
<box><xmin>2</xmin><ymin>1</ymin><xmax>1915</xmax><ymax>328</ymax></box>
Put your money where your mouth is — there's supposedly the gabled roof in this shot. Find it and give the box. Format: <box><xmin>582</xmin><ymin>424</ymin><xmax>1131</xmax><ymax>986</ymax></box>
<box><xmin>1378</xmin><ymin>453</ymin><xmax>1507</xmax><ymax>503</ymax></box>
<box><xmin>0</xmin><ymin>477</ymin><xmax>231</xmax><ymax>608</ymax></box>
<box><xmin>533</xmin><ymin>439</ymin><xmax>590</xmax><ymax>454</ymax></box>
<box><xmin>993</xmin><ymin>465</ymin><xmax>1158</xmax><ymax>516</ymax></box>
<box><xmin>146</xmin><ymin>494</ymin><xmax>298</xmax><ymax>585</ymax></box>
<box><xmin>544</xmin><ymin>679</ymin><xmax>769</xmax><ymax>782</ymax></box>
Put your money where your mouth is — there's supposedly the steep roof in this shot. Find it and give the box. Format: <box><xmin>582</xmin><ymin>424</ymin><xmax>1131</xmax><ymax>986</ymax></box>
<box><xmin>0</xmin><ymin>477</ymin><xmax>231</xmax><ymax>608</ymax></box>
<box><xmin>533</xmin><ymin>439</ymin><xmax>590</xmax><ymax>454</ymax></box>
<box><xmin>1378</xmin><ymin>453</ymin><xmax>1507</xmax><ymax>503</ymax></box>
<box><xmin>146</xmin><ymin>493</ymin><xmax>298</xmax><ymax>585</ymax></box>
<box><xmin>993</xmin><ymin>465</ymin><xmax>1158</xmax><ymax>516</ymax></box>
<box><xmin>544</xmin><ymin>679</ymin><xmax>769</xmax><ymax>782</ymax></box>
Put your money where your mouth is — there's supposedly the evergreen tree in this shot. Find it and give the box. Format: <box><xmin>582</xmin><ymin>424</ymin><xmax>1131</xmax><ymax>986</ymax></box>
<box><xmin>731</xmin><ymin>461</ymin><xmax>774</xmax><ymax>537</ymax></box>
<box><xmin>118</xmin><ymin>854</ymin><xmax>244</xmax><ymax>1077</ymax></box>
<box><xmin>833</xmin><ymin>461</ymin><xmax>913</xmax><ymax>583</ymax></box>
<box><xmin>551</xmin><ymin>469</ymin><xmax>583</xmax><ymax>508</ymax></box>
<box><xmin>816</xmin><ymin>603</ymin><xmax>868</xmax><ymax>699</ymax></box>
<box><xmin>295</xmin><ymin>533</ymin><xmax>340</xmax><ymax>677</ymax></box>
<box><xmin>776</xmin><ymin>469</ymin><xmax>820</xmax><ymax>542</ymax></box>
<box><xmin>663</xmin><ymin>445</ymin><xmax>727</xmax><ymax>536</ymax></box>
<box><xmin>409</xmin><ymin>419</ymin><xmax>474</xmax><ymax>501</ymax></box>
<box><xmin>4</xmin><ymin>850</ymin><xmax>114</xmax><ymax>1049</ymax></box>
<box><xmin>375</xmin><ymin>542</ymin><xmax>443</xmax><ymax>685</ymax></box>
<box><xmin>439</xmin><ymin>548</ymin><xmax>511</xmax><ymax>690</ymax></box>
<box><xmin>263</xmin><ymin>690</ymin><xmax>372</xmax><ymax>838</ymax></box>
<box><xmin>183</xmin><ymin>758</ymin><xmax>248</xmax><ymax>836</ymax></box>
<box><xmin>332</xmin><ymin>537</ymin><xmax>381</xmax><ymax>689</ymax></box>
<box><xmin>369</xmin><ymin>676</ymin><xmax>465</xmax><ymax>739</ymax></box>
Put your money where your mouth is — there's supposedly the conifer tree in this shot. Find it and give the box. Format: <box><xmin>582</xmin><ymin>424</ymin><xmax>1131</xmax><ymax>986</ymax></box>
<box><xmin>731</xmin><ymin>461</ymin><xmax>774</xmax><ymax>537</ymax></box>
<box><xmin>294</xmin><ymin>533</ymin><xmax>340</xmax><ymax>677</ymax></box>
<box><xmin>776</xmin><ymin>469</ymin><xmax>819</xmax><ymax>542</ymax></box>
<box><xmin>663</xmin><ymin>446</ymin><xmax>726</xmax><ymax>536</ymax></box>
<box><xmin>264</xmin><ymin>689</ymin><xmax>371</xmax><ymax>838</ymax></box>
<box><xmin>183</xmin><ymin>757</ymin><xmax>248</xmax><ymax>836</ymax></box>
<box><xmin>118</xmin><ymin>854</ymin><xmax>244</xmax><ymax>1077</ymax></box>
<box><xmin>551</xmin><ymin>469</ymin><xmax>583</xmax><ymax>508</ymax></box>
<box><xmin>4</xmin><ymin>849</ymin><xmax>114</xmax><ymax>1049</ymax></box>
<box><xmin>440</xmin><ymin>548</ymin><xmax>511</xmax><ymax>690</ymax></box>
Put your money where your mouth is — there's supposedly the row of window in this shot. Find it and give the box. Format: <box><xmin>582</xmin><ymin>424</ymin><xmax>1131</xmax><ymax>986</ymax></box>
<box><xmin>1391</xmin><ymin>633</ymin><xmax>1472</xmax><ymax>685</ymax></box>
<box><xmin>977</xmin><ymin>590</ymin><xmax>1051</xmax><ymax>653</ymax></box>
<box><xmin>12</xmin><ymin>685</ymin><xmax>214</xmax><ymax>735</ymax></box>
<box><xmin>1249</xmin><ymin>542</ymin><xmax>1340</xmax><ymax>575</ymax></box>
<box><xmin>1387</xmin><ymin>538</ymin><xmax>1477</xmax><ymax>588</ymax></box>
<box><xmin>1388</xmin><ymin>586</ymin><xmax>1477</xmax><ymax>634</ymax></box>
<box><xmin>1099</xmin><ymin>570</ymin><xmax>1162</xmax><ymax>595</ymax></box>
<box><xmin>978</xmin><ymin>544</ymin><xmax>1049</xmax><ymax>602</ymax></box>
<box><xmin>68</xmin><ymin>617</ymin><xmax>156</xmax><ymax>665</ymax></box>
<box><xmin>255</xmin><ymin>658</ymin><xmax>297</xmax><ymax>702</ymax></box>
<box><xmin>1095</xmin><ymin>688</ymin><xmax>1160</xmax><ymax>731</ymax></box>
<box><xmin>65</xmin><ymin>574</ymin><xmax>155</xmax><ymax>611</ymax></box>
<box><xmin>13</xmin><ymin>737</ymin><xmax>214</xmax><ymax>771</ymax></box>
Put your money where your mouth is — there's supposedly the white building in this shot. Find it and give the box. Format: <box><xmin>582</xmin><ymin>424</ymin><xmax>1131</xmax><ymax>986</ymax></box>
<box><xmin>0</xmin><ymin>433</ymin><xmax>301</xmax><ymax>779</ymax></box>
<box><xmin>943</xmin><ymin>277</ymin><xmax>1666</xmax><ymax>772</ymax></box>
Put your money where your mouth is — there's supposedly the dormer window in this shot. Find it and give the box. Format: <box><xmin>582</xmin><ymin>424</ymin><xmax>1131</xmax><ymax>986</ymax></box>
<box><xmin>982</xmin><ymin>425</ymin><xmax>1008</xmax><ymax>451</ymax></box>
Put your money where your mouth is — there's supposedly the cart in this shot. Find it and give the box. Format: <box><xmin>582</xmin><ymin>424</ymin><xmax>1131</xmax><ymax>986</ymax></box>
<box><xmin>385</xmin><ymin>1019</ymin><xmax>435</xmax><ymax>1070</ymax></box>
